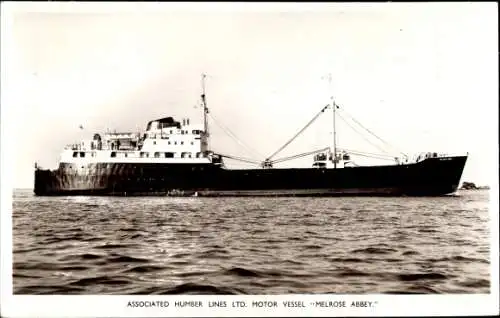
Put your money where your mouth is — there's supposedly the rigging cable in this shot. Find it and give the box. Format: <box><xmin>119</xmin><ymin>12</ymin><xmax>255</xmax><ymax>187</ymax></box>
<box><xmin>338</xmin><ymin>148</ymin><xmax>398</xmax><ymax>159</ymax></box>
<box><xmin>212</xmin><ymin>151</ymin><xmax>261</xmax><ymax>165</ymax></box>
<box><xmin>336</xmin><ymin>112</ymin><xmax>391</xmax><ymax>156</ymax></box>
<box><xmin>337</xmin><ymin>148</ymin><xmax>398</xmax><ymax>161</ymax></box>
<box><xmin>336</xmin><ymin>105</ymin><xmax>408</xmax><ymax>158</ymax></box>
<box><xmin>208</xmin><ymin>112</ymin><xmax>265</xmax><ymax>160</ymax></box>
<box><xmin>266</xmin><ymin>104</ymin><xmax>330</xmax><ymax>161</ymax></box>
<box><xmin>271</xmin><ymin>147</ymin><xmax>331</xmax><ymax>164</ymax></box>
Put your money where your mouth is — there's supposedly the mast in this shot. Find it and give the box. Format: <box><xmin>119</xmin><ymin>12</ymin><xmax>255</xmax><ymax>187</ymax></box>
<box><xmin>327</xmin><ymin>73</ymin><xmax>337</xmax><ymax>168</ymax></box>
<box><xmin>201</xmin><ymin>73</ymin><xmax>209</xmax><ymax>151</ymax></box>
<box><xmin>333</xmin><ymin>98</ymin><xmax>337</xmax><ymax>169</ymax></box>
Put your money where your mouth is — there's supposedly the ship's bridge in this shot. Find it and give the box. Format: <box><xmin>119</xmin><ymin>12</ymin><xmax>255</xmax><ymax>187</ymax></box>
<box><xmin>140</xmin><ymin>117</ymin><xmax>208</xmax><ymax>156</ymax></box>
<box><xmin>146</xmin><ymin>116</ymin><xmax>181</xmax><ymax>131</ymax></box>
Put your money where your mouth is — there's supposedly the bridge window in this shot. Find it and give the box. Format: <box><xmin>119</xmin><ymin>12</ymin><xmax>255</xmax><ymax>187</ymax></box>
<box><xmin>140</xmin><ymin>152</ymin><xmax>149</xmax><ymax>158</ymax></box>
<box><xmin>181</xmin><ymin>152</ymin><xmax>192</xmax><ymax>158</ymax></box>
<box><xmin>73</xmin><ymin>152</ymin><xmax>78</xmax><ymax>158</ymax></box>
<box><xmin>111</xmin><ymin>152</ymin><xmax>116</xmax><ymax>158</ymax></box>
<box><xmin>79</xmin><ymin>152</ymin><xmax>85</xmax><ymax>158</ymax></box>
<box><xmin>154</xmin><ymin>152</ymin><xmax>160</xmax><ymax>158</ymax></box>
<box><xmin>165</xmin><ymin>152</ymin><xmax>174</xmax><ymax>158</ymax></box>
<box><xmin>181</xmin><ymin>141</ymin><xmax>184</xmax><ymax>145</ymax></box>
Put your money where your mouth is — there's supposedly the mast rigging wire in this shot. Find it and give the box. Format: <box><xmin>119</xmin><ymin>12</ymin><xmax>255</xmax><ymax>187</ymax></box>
<box><xmin>336</xmin><ymin>112</ymin><xmax>391</xmax><ymax>156</ymax></box>
<box><xmin>208</xmin><ymin>112</ymin><xmax>265</xmax><ymax>160</ymax></box>
<box><xmin>213</xmin><ymin>152</ymin><xmax>261</xmax><ymax>165</ymax></box>
<box><xmin>337</xmin><ymin>148</ymin><xmax>398</xmax><ymax>161</ymax></box>
<box><xmin>336</xmin><ymin>105</ymin><xmax>408</xmax><ymax>158</ymax></box>
<box><xmin>338</xmin><ymin>147</ymin><xmax>398</xmax><ymax>159</ymax></box>
<box><xmin>266</xmin><ymin>104</ymin><xmax>330</xmax><ymax>161</ymax></box>
<box><xmin>271</xmin><ymin>147</ymin><xmax>331</xmax><ymax>164</ymax></box>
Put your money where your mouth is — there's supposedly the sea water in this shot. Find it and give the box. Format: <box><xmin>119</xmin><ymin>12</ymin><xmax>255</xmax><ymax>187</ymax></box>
<box><xmin>12</xmin><ymin>189</ymin><xmax>490</xmax><ymax>294</ymax></box>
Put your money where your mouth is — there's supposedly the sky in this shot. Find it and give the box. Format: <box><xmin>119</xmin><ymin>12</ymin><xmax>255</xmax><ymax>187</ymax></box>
<box><xmin>1</xmin><ymin>2</ymin><xmax>498</xmax><ymax>189</ymax></box>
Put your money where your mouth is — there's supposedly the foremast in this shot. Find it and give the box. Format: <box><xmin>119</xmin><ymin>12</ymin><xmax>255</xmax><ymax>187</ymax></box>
<box><xmin>201</xmin><ymin>73</ymin><xmax>210</xmax><ymax>153</ymax></box>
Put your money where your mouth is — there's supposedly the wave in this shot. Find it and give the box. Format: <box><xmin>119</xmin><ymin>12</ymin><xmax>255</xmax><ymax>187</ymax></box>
<box><xmin>107</xmin><ymin>255</ymin><xmax>150</xmax><ymax>263</ymax></box>
<box><xmin>225</xmin><ymin>267</ymin><xmax>263</xmax><ymax>278</ymax></box>
<box><xmin>68</xmin><ymin>276</ymin><xmax>131</xmax><ymax>287</ymax></box>
<box><xmin>12</xmin><ymin>191</ymin><xmax>490</xmax><ymax>294</ymax></box>
<box><xmin>351</xmin><ymin>247</ymin><xmax>398</xmax><ymax>254</ymax></box>
<box><xmin>155</xmin><ymin>282</ymin><xmax>245</xmax><ymax>295</ymax></box>
<box><xmin>428</xmin><ymin>255</ymin><xmax>489</xmax><ymax>264</ymax></box>
<box><xmin>397</xmin><ymin>273</ymin><xmax>448</xmax><ymax>281</ymax></box>
<box><xmin>122</xmin><ymin>265</ymin><xmax>165</xmax><ymax>273</ymax></box>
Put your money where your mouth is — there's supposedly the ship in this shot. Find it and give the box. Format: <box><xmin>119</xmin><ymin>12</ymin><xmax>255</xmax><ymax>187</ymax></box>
<box><xmin>34</xmin><ymin>75</ymin><xmax>468</xmax><ymax>197</ymax></box>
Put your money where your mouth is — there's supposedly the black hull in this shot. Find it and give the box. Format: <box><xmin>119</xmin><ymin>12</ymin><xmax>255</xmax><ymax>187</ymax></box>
<box><xmin>33</xmin><ymin>155</ymin><xmax>468</xmax><ymax>197</ymax></box>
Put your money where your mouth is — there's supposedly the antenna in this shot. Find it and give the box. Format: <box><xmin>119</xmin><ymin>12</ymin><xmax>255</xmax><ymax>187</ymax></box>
<box><xmin>201</xmin><ymin>74</ymin><xmax>210</xmax><ymax>151</ymax></box>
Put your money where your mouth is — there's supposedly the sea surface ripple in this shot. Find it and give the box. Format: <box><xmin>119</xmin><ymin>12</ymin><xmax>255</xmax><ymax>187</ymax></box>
<box><xmin>12</xmin><ymin>189</ymin><xmax>490</xmax><ymax>294</ymax></box>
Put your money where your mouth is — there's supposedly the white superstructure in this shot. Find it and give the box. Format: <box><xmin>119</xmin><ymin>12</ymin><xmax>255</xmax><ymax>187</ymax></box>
<box><xmin>59</xmin><ymin>117</ymin><xmax>219</xmax><ymax>165</ymax></box>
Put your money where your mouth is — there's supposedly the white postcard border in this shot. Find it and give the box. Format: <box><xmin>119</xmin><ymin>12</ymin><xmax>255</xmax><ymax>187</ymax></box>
<box><xmin>1</xmin><ymin>2</ymin><xmax>498</xmax><ymax>317</ymax></box>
